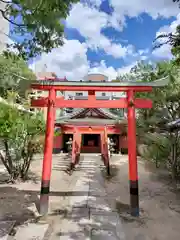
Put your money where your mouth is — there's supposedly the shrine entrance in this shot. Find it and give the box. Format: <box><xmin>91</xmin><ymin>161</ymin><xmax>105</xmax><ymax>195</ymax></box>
<box><xmin>31</xmin><ymin>77</ymin><xmax>168</xmax><ymax>217</ymax></box>
<box><xmin>81</xmin><ymin>134</ymin><xmax>101</xmax><ymax>153</ymax></box>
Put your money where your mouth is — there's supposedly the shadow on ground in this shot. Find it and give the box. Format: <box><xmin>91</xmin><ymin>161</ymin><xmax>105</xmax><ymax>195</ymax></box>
<box><xmin>0</xmin><ymin>186</ymin><xmax>41</xmax><ymax>237</ymax></box>
<box><xmin>0</xmin><ymin>170</ymin><xmax>40</xmax><ymax>185</ymax></box>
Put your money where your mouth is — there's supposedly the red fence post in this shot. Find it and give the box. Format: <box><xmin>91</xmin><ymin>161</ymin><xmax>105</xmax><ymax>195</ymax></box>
<box><xmin>40</xmin><ymin>88</ymin><xmax>56</xmax><ymax>215</ymax></box>
<box><xmin>76</xmin><ymin>132</ymin><xmax>82</xmax><ymax>165</ymax></box>
<box><xmin>127</xmin><ymin>90</ymin><xmax>139</xmax><ymax>217</ymax></box>
<box><xmin>100</xmin><ymin>128</ymin><xmax>110</xmax><ymax>175</ymax></box>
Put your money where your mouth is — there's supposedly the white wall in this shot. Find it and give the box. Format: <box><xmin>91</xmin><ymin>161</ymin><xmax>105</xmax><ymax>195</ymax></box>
<box><xmin>0</xmin><ymin>2</ymin><xmax>10</xmax><ymax>52</ymax></box>
<box><xmin>64</xmin><ymin>91</ymin><xmax>125</xmax><ymax>99</ymax></box>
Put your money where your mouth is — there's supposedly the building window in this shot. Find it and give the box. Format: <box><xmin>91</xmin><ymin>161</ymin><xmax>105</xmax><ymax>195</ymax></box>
<box><xmin>76</xmin><ymin>92</ymin><xmax>83</xmax><ymax>96</ymax></box>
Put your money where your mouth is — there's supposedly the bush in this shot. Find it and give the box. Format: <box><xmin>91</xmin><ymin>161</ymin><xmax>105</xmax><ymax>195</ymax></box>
<box><xmin>0</xmin><ymin>102</ymin><xmax>45</xmax><ymax>181</ymax></box>
<box><xmin>140</xmin><ymin>132</ymin><xmax>180</xmax><ymax>180</ymax></box>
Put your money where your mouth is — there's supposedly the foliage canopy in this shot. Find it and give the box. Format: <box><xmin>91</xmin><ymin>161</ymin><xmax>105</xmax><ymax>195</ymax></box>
<box><xmin>0</xmin><ymin>0</ymin><xmax>79</xmax><ymax>59</ymax></box>
<box><xmin>0</xmin><ymin>53</ymin><xmax>36</xmax><ymax>99</ymax></box>
<box><xmin>0</xmin><ymin>102</ymin><xmax>45</xmax><ymax>181</ymax></box>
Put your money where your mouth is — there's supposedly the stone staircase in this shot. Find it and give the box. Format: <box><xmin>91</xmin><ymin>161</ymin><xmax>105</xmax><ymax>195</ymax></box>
<box><xmin>52</xmin><ymin>153</ymin><xmax>102</xmax><ymax>171</ymax></box>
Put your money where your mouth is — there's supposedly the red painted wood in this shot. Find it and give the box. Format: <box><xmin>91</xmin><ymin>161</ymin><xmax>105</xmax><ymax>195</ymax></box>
<box><xmin>77</xmin><ymin>132</ymin><xmax>81</xmax><ymax>155</ymax></box>
<box><xmin>41</xmin><ymin>89</ymin><xmax>56</xmax><ymax>181</ymax></box>
<box><xmin>31</xmin><ymin>84</ymin><xmax>153</xmax><ymax>92</ymax></box>
<box><xmin>135</xmin><ymin>99</ymin><xmax>152</xmax><ymax>108</ymax></box>
<box><xmin>71</xmin><ymin>130</ymin><xmax>81</xmax><ymax>165</ymax></box>
<box><xmin>53</xmin><ymin>134</ymin><xmax>63</xmax><ymax>149</ymax></box>
<box><xmin>81</xmin><ymin>146</ymin><xmax>101</xmax><ymax>153</ymax></box>
<box><xmin>127</xmin><ymin>90</ymin><xmax>138</xmax><ymax>181</ymax></box>
<box><xmin>104</xmin><ymin>127</ymin><xmax>109</xmax><ymax>167</ymax></box>
<box><xmin>71</xmin><ymin>132</ymin><xmax>76</xmax><ymax>164</ymax></box>
<box><xmin>31</xmin><ymin>97</ymin><xmax>152</xmax><ymax>109</ymax></box>
<box><xmin>100</xmin><ymin>132</ymin><xmax>104</xmax><ymax>153</ymax></box>
<box><xmin>119</xmin><ymin>136</ymin><xmax>128</xmax><ymax>149</ymax></box>
<box><xmin>31</xmin><ymin>98</ymin><xmax>49</xmax><ymax>107</ymax></box>
<box><xmin>61</xmin><ymin>125</ymin><xmax>121</xmax><ymax>134</ymax></box>
<box><xmin>88</xmin><ymin>90</ymin><xmax>96</xmax><ymax>101</ymax></box>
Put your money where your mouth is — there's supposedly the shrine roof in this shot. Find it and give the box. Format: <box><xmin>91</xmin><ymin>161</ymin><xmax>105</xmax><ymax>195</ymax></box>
<box><xmin>32</xmin><ymin>76</ymin><xmax>169</xmax><ymax>87</ymax></box>
<box><xmin>56</xmin><ymin>117</ymin><xmax>127</xmax><ymax>125</ymax></box>
<box><xmin>55</xmin><ymin>108</ymin><xmax>125</xmax><ymax>125</ymax></box>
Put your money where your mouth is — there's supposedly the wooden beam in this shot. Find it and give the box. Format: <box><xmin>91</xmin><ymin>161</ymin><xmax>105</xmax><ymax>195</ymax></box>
<box><xmin>31</xmin><ymin>97</ymin><xmax>152</xmax><ymax>109</ymax></box>
<box><xmin>31</xmin><ymin>84</ymin><xmax>153</xmax><ymax>92</ymax></box>
<box><xmin>59</xmin><ymin>125</ymin><xmax>122</xmax><ymax>134</ymax></box>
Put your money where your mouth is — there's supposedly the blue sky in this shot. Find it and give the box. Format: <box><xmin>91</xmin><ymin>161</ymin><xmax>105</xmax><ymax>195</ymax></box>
<box><xmin>14</xmin><ymin>0</ymin><xmax>180</xmax><ymax>80</ymax></box>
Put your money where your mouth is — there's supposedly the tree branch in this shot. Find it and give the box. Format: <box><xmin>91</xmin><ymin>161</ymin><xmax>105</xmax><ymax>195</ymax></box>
<box><xmin>0</xmin><ymin>9</ymin><xmax>26</xmax><ymax>27</ymax></box>
<box><xmin>0</xmin><ymin>150</ymin><xmax>11</xmax><ymax>174</ymax></box>
<box><xmin>31</xmin><ymin>0</ymin><xmax>44</xmax><ymax>15</ymax></box>
<box><xmin>0</xmin><ymin>0</ymin><xmax>11</xmax><ymax>3</ymax></box>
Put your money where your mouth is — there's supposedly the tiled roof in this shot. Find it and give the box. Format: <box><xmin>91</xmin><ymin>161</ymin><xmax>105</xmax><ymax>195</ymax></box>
<box><xmin>56</xmin><ymin>117</ymin><xmax>127</xmax><ymax>125</ymax></box>
<box><xmin>32</xmin><ymin>76</ymin><xmax>169</xmax><ymax>87</ymax></box>
<box><xmin>55</xmin><ymin>108</ymin><xmax>125</xmax><ymax>124</ymax></box>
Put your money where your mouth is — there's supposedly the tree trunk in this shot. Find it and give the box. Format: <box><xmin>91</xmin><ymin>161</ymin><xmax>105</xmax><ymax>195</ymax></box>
<box><xmin>171</xmin><ymin>142</ymin><xmax>177</xmax><ymax>183</ymax></box>
<box><xmin>4</xmin><ymin>140</ymin><xmax>13</xmax><ymax>173</ymax></box>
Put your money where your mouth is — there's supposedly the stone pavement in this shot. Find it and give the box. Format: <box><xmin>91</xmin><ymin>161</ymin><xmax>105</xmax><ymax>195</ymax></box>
<box><xmin>0</xmin><ymin>154</ymin><xmax>126</xmax><ymax>239</ymax></box>
<box><xmin>49</xmin><ymin>154</ymin><xmax>126</xmax><ymax>240</ymax></box>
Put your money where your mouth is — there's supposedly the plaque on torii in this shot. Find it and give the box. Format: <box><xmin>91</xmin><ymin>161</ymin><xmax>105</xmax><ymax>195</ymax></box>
<box><xmin>30</xmin><ymin>77</ymin><xmax>169</xmax><ymax>217</ymax></box>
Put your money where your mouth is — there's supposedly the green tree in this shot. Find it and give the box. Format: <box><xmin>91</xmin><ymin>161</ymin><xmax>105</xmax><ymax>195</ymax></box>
<box><xmin>0</xmin><ymin>102</ymin><xmax>45</xmax><ymax>181</ymax></box>
<box><xmin>154</xmin><ymin>25</ymin><xmax>180</xmax><ymax>62</ymax></box>
<box><xmin>118</xmin><ymin>61</ymin><xmax>180</xmax><ymax>181</ymax></box>
<box><xmin>0</xmin><ymin>53</ymin><xmax>35</xmax><ymax>99</ymax></box>
<box><xmin>0</xmin><ymin>0</ymin><xmax>79</xmax><ymax>59</ymax></box>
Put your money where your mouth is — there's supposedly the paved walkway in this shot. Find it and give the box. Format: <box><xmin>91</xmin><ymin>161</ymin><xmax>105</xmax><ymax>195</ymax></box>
<box><xmin>0</xmin><ymin>154</ymin><xmax>126</xmax><ymax>239</ymax></box>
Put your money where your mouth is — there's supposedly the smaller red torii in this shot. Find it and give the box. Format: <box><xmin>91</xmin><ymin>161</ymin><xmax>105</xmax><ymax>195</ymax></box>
<box><xmin>30</xmin><ymin>77</ymin><xmax>169</xmax><ymax>217</ymax></box>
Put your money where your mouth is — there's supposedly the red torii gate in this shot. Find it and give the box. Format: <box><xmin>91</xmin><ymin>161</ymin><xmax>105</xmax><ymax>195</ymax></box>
<box><xmin>31</xmin><ymin>77</ymin><xmax>168</xmax><ymax>217</ymax></box>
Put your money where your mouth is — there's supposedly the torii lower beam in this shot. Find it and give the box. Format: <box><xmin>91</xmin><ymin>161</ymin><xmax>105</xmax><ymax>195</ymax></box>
<box><xmin>31</xmin><ymin>97</ymin><xmax>152</xmax><ymax>109</ymax></box>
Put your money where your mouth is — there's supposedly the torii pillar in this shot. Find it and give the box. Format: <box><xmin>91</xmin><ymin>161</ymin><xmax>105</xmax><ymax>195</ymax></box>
<box><xmin>39</xmin><ymin>88</ymin><xmax>56</xmax><ymax>215</ymax></box>
<box><xmin>127</xmin><ymin>90</ymin><xmax>139</xmax><ymax>216</ymax></box>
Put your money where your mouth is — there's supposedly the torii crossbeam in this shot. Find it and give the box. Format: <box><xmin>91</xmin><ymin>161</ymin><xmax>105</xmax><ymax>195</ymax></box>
<box><xmin>30</xmin><ymin>77</ymin><xmax>169</xmax><ymax>217</ymax></box>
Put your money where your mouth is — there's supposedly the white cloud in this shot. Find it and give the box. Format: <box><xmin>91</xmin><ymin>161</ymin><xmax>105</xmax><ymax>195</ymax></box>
<box><xmin>66</xmin><ymin>3</ymin><xmax>108</xmax><ymax>39</ymax></box>
<box><xmin>152</xmin><ymin>44</ymin><xmax>172</xmax><ymax>59</ymax></box>
<box><xmin>87</xmin><ymin>0</ymin><xmax>104</xmax><ymax>7</ymax></box>
<box><xmin>30</xmin><ymin>1</ymin><xmax>179</xmax><ymax>80</ymax></box>
<box><xmin>29</xmin><ymin>39</ymin><xmax>135</xmax><ymax>81</ymax></box>
<box><xmin>66</xmin><ymin>1</ymin><xmax>179</xmax><ymax>60</ymax></box>
<box><xmin>156</xmin><ymin>13</ymin><xmax>180</xmax><ymax>38</ymax></box>
<box><xmin>109</xmin><ymin>0</ymin><xmax>179</xmax><ymax>30</ymax></box>
<box><xmin>152</xmin><ymin>13</ymin><xmax>180</xmax><ymax>59</ymax></box>
<box><xmin>30</xmin><ymin>40</ymin><xmax>89</xmax><ymax>80</ymax></box>
<box><xmin>66</xmin><ymin>2</ymin><xmax>136</xmax><ymax>59</ymax></box>
<box><xmin>87</xmin><ymin>34</ymin><xmax>133</xmax><ymax>58</ymax></box>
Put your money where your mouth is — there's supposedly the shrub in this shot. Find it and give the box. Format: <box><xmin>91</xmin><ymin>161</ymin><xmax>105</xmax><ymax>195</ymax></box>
<box><xmin>0</xmin><ymin>102</ymin><xmax>45</xmax><ymax>181</ymax></box>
